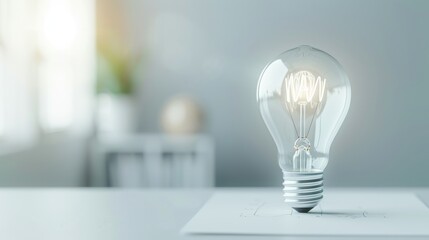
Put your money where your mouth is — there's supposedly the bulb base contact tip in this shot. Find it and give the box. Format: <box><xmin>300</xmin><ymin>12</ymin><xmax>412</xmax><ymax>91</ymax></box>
<box><xmin>282</xmin><ymin>170</ymin><xmax>323</xmax><ymax>213</ymax></box>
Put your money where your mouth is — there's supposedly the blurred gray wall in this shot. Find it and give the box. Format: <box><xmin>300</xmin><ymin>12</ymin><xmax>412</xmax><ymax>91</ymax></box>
<box><xmin>124</xmin><ymin>0</ymin><xmax>429</xmax><ymax>187</ymax></box>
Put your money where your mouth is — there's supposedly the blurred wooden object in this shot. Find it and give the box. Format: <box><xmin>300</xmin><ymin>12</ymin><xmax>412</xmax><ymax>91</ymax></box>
<box><xmin>89</xmin><ymin>134</ymin><xmax>215</xmax><ymax>187</ymax></box>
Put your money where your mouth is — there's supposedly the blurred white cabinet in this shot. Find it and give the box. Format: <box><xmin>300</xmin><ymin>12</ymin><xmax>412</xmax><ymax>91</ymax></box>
<box><xmin>89</xmin><ymin>134</ymin><xmax>214</xmax><ymax>187</ymax></box>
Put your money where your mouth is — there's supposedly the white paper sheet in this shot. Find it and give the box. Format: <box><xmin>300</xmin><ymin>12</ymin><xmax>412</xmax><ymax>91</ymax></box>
<box><xmin>182</xmin><ymin>190</ymin><xmax>429</xmax><ymax>236</ymax></box>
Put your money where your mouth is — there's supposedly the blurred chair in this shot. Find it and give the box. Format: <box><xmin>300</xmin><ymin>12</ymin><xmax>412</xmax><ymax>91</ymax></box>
<box><xmin>89</xmin><ymin>134</ymin><xmax>214</xmax><ymax>187</ymax></box>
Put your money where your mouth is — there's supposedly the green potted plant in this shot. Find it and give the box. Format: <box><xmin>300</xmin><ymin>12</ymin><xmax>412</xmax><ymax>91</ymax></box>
<box><xmin>96</xmin><ymin>44</ymin><xmax>137</xmax><ymax>135</ymax></box>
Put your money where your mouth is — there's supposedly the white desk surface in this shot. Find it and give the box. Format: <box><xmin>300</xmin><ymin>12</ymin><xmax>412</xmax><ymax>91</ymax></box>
<box><xmin>0</xmin><ymin>188</ymin><xmax>428</xmax><ymax>240</ymax></box>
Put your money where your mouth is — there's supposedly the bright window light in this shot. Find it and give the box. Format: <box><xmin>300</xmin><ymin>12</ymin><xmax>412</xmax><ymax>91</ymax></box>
<box><xmin>0</xmin><ymin>0</ymin><xmax>94</xmax><ymax>138</ymax></box>
<box><xmin>0</xmin><ymin>47</ymin><xmax>5</xmax><ymax>136</ymax></box>
<box><xmin>37</xmin><ymin>0</ymin><xmax>78</xmax><ymax>55</ymax></box>
<box><xmin>38</xmin><ymin>61</ymin><xmax>74</xmax><ymax>131</ymax></box>
<box><xmin>36</xmin><ymin>0</ymin><xmax>84</xmax><ymax>132</ymax></box>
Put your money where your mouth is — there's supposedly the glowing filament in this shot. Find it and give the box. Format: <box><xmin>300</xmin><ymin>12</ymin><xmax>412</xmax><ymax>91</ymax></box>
<box><xmin>285</xmin><ymin>71</ymin><xmax>326</xmax><ymax>105</ymax></box>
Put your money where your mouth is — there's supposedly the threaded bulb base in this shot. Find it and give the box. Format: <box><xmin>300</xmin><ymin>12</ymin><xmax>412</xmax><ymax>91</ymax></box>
<box><xmin>282</xmin><ymin>170</ymin><xmax>323</xmax><ymax>213</ymax></box>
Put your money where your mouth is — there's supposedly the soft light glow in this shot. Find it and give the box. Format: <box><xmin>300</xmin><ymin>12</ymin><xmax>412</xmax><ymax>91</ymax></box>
<box><xmin>36</xmin><ymin>0</ymin><xmax>86</xmax><ymax>132</ymax></box>
<box><xmin>37</xmin><ymin>0</ymin><xmax>78</xmax><ymax>54</ymax></box>
<box><xmin>38</xmin><ymin>62</ymin><xmax>74</xmax><ymax>131</ymax></box>
<box><xmin>0</xmin><ymin>47</ymin><xmax>5</xmax><ymax>136</ymax></box>
<box><xmin>285</xmin><ymin>71</ymin><xmax>326</xmax><ymax>106</ymax></box>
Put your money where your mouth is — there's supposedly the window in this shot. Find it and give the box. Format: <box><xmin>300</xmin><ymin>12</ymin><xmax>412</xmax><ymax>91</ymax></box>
<box><xmin>37</xmin><ymin>0</ymin><xmax>94</xmax><ymax>133</ymax></box>
<box><xmin>38</xmin><ymin>61</ymin><xmax>75</xmax><ymax>131</ymax></box>
<box><xmin>0</xmin><ymin>46</ymin><xmax>5</xmax><ymax>136</ymax></box>
<box><xmin>0</xmin><ymin>0</ymin><xmax>8</xmax><ymax>137</ymax></box>
<box><xmin>0</xmin><ymin>0</ymin><xmax>95</xmax><ymax>146</ymax></box>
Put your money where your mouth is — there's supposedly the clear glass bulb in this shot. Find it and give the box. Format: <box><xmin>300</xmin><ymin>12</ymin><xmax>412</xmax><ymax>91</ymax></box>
<box><xmin>257</xmin><ymin>45</ymin><xmax>351</xmax><ymax>213</ymax></box>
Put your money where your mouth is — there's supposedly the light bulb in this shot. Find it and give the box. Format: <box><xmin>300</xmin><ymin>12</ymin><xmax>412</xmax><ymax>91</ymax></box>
<box><xmin>257</xmin><ymin>45</ymin><xmax>351</xmax><ymax>213</ymax></box>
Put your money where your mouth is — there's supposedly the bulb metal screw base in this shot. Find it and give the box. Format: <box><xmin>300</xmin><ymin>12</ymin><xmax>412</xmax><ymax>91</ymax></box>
<box><xmin>282</xmin><ymin>170</ymin><xmax>323</xmax><ymax>213</ymax></box>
